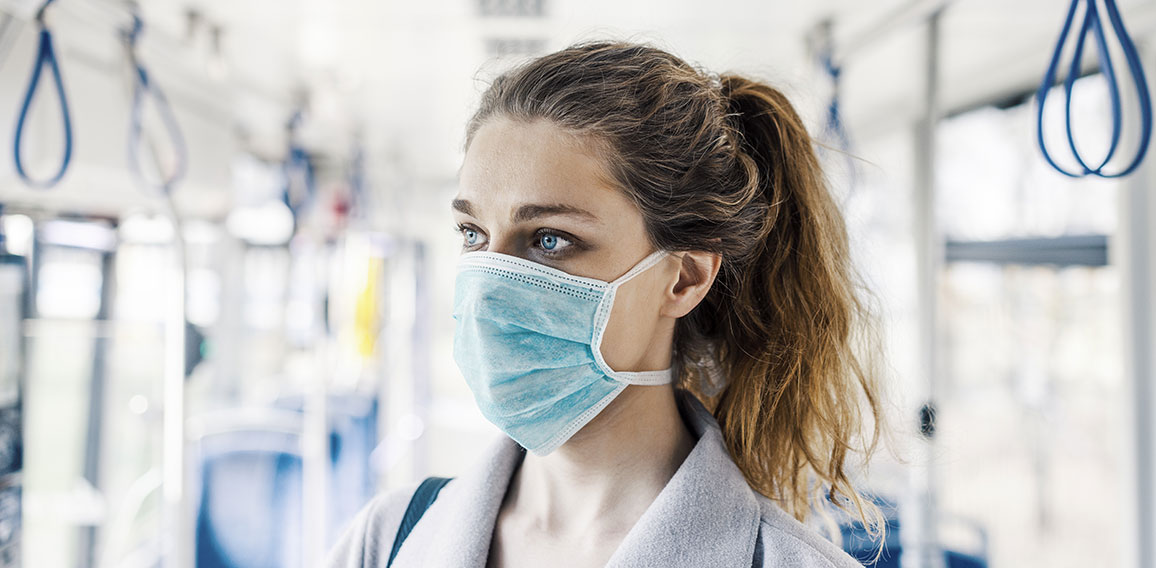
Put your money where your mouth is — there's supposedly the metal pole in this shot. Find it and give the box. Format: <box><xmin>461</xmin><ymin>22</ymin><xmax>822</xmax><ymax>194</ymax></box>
<box><xmin>302</xmin><ymin>240</ymin><xmax>329</xmax><ymax>567</ymax></box>
<box><xmin>1123</xmin><ymin>40</ymin><xmax>1156</xmax><ymax>568</ymax></box>
<box><xmin>78</xmin><ymin>248</ymin><xmax>116</xmax><ymax>568</ymax></box>
<box><xmin>161</xmin><ymin>205</ymin><xmax>188</xmax><ymax>568</ymax></box>
<box><xmin>911</xmin><ymin>9</ymin><xmax>945</xmax><ymax>568</ymax></box>
<box><xmin>1125</xmin><ymin>143</ymin><xmax>1155</xmax><ymax>568</ymax></box>
<box><xmin>412</xmin><ymin>242</ymin><xmax>431</xmax><ymax>479</ymax></box>
<box><xmin>0</xmin><ymin>217</ymin><xmax>27</xmax><ymax>567</ymax></box>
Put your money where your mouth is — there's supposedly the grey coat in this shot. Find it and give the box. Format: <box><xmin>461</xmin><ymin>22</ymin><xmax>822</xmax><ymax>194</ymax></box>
<box><xmin>327</xmin><ymin>394</ymin><xmax>864</xmax><ymax>567</ymax></box>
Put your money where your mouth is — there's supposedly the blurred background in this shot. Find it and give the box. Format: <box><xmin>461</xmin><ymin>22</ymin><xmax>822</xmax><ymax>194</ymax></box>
<box><xmin>0</xmin><ymin>0</ymin><xmax>1153</xmax><ymax>566</ymax></box>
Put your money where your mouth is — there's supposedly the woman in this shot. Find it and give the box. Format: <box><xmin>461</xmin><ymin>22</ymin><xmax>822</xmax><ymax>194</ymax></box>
<box><xmin>329</xmin><ymin>41</ymin><xmax>889</xmax><ymax>567</ymax></box>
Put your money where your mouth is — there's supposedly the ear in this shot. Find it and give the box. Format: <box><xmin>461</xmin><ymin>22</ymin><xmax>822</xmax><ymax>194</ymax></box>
<box><xmin>661</xmin><ymin>251</ymin><xmax>722</xmax><ymax>319</ymax></box>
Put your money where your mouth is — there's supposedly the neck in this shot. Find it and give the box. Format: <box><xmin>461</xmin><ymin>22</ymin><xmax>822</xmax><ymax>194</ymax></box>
<box><xmin>503</xmin><ymin>385</ymin><xmax>695</xmax><ymax>536</ymax></box>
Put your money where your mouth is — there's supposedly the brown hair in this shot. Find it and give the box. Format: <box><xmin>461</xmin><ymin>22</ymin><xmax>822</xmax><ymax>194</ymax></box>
<box><xmin>467</xmin><ymin>41</ymin><xmax>891</xmax><ymax>551</ymax></box>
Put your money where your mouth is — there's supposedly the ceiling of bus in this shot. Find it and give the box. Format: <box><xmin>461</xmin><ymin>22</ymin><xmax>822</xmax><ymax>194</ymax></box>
<box><xmin>2</xmin><ymin>0</ymin><xmax>1154</xmax><ymax>218</ymax></box>
<box><xmin>175</xmin><ymin>0</ymin><xmax>1155</xmax><ymax>178</ymax></box>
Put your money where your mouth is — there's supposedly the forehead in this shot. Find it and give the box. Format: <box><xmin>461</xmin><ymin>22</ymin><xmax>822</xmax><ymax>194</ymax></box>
<box><xmin>457</xmin><ymin>117</ymin><xmax>627</xmax><ymax>215</ymax></box>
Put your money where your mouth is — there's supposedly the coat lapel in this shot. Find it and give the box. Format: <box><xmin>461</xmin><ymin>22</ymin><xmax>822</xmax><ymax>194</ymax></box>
<box><xmin>390</xmin><ymin>436</ymin><xmax>523</xmax><ymax>567</ymax></box>
<box><xmin>391</xmin><ymin>392</ymin><xmax>760</xmax><ymax>568</ymax></box>
<box><xmin>604</xmin><ymin>393</ymin><xmax>761</xmax><ymax>567</ymax></box>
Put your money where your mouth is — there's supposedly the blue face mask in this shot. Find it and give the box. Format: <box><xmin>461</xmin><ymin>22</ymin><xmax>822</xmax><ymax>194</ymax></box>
<box><xmin>452</xmin><ymin>250</ymin><xmax>672</xmax><ymax>455</ymax></box>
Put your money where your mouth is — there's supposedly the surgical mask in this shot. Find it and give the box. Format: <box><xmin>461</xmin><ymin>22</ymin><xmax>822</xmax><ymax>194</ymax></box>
<box><xmin>452</xmin><ymin>250</ymin><xmax>671</xmax><ymax>455</ymax></box>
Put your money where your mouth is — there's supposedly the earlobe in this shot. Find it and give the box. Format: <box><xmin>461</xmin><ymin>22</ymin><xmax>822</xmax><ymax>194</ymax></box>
<box><xmin>663</xmin><ymin>251</ymin><xmax>722</xmax><ymax>318</ymax></box>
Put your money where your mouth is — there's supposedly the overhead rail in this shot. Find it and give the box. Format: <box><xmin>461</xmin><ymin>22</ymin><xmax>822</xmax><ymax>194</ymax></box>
<box><xmin>0</xmin><ymin>12</ymin><xmax>18</xmax><ymax>70</ymax></box>
<box><xmin>810</xmin><ymin>1</ymin><xmax>953</xmax><ymax>192</ymax></box>
<box><xmin>1036</xmin><ymin>0</ymin><xmax>1152</xmax><ymax>178</ymax></box>
<box><xmin>829</xmin><ymin>0</ymin><xmax>953</xmax><ymax>64</ymax></box>
<box><xmin>11</xmin><ymin>0</ymin><xmax>72</xmax><ymax>189</ymax></box>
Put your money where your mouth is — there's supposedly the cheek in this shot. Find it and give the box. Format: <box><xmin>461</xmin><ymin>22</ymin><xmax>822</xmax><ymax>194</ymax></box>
<box><xmin>598</xmin><ymin>270</ymin><xmax>669</xmax><ymax>372</ymax></box>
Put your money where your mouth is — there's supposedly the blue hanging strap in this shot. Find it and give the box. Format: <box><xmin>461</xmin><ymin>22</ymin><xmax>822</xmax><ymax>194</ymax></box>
<box><xmin>12</xmin><ymin>0</ymin><xmax>73</xmax><ymax>189</ymax></box>
<box><xmin>349</xmin><ymin>142</ymin><xmax>366</xmax><ymax>217</ymax></box>
<box><xmin>283</xmin><ymin>145</ymin><xmax>315</xmax><ymax>213</ymax></box>
<box><xmin>815</xmin><ymin>44</ymin><xmax>859</xmax><ymax>194</ymax></box>
<box><xmin>820</xmin><ymin>52</ymin><xmax>852</xmax><ymax>154</ymax></box>
<box><xmin>386</xmin><ymin>476</ymin><xmax>452</xmax><ymax>567</ymax></box>
<box><xmin>124</xmin><ymin>11</ymin><xmax>188</xmax><ymax>193</ymax></box>
<box><xmin>283</xmin><ymin>111</ymin><xmax>316</xmax><ymax>218</ymax></box>
<box><xmin>1036</xmin><ymin>0</ymin><xmax>1152</xmax><ymax>179</ymax></box>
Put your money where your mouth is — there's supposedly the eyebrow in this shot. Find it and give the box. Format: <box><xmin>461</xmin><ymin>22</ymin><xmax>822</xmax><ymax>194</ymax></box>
<box><xmin>452</xmin><ymin>199</ymin><xmax>600</xmax><ymax>224</ymax></box>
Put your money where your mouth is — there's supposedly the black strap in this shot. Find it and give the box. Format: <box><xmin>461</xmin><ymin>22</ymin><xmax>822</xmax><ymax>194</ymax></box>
<box><xmin>386</xmin><ymin>476</ymin><xmax>452</xmax><ymax>567</ymax></box>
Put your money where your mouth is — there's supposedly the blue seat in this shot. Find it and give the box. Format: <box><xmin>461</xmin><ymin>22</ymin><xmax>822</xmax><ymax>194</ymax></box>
<box><xmin>837</xmin><ymin>495</ymin><xmax>988</xmax><ymax>568</ymax></box>
<box><xmin>839</xmin><ymin>495</ymin><xmax>903</xmax><ymax>567</ymax></box>
<box><xmin>274</xmin><ymin>395</ymin><xmax>378</xmax><ymax>545</ymax></box>
<box><xmin>945</xmin><ymin>550</ymin><xmax>987</xmax><ymax>568</ymax></box>
<box><xmin>194</xmin><ymin>430</ymin><xmax>303</xmax><ymax>568</ymax></box>
<box><xmin>193</xmin><ymin>397</ymin><xmax>378</xmax><ymax>567</ymax></box>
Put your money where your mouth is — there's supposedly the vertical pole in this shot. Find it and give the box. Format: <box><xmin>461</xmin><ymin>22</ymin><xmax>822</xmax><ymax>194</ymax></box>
<box><xmin>302</xmin><ymin>240</ymin><xmax>330</xmax><ymax>567</ymax></box>
<box><xmin>1125</xmin><ymin>147</ymin><xmax>1155</xmax><ymax>568</ymax></box>
<box><xmin>375</xmin><ymin>244</ymin><xmax>392</xmax><ymax>492</ymax></box>
<box><xmin>26</xmin><ymin>227</ymin><xmax>40</xmax><ymax>322</ymax></box>
<box><xmin>0</xmin><ymin>213</ymin><xmax>27</xmax><ymax>567</ymax></box>
<box><xmin>1123</xmin><ymin>40</ymin><xmax>1156</xmax><ymax>568</ymax></box>
<box><xmin>162</xmin><ymin>212</ymin><xmax>188</xmax><ymax>568</ymax></box>
<box><xmin>911</xmin><ymin>9</ymin><xmax>945</xmax><ymax>568</ymax></box>
<box><xmin>78</xmin><ymin>249</ymin><xmax>116</xmax><ymax>568</ymax></box>
<box><xmin>411</xmin><ymin>242</ymin><xmax>430</xmax><ymax>479</ymax></box>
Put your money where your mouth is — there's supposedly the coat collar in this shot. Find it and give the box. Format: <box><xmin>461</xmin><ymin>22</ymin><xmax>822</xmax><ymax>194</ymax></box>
<box><xmin>392</xmin><ymin>391</ymin><xmax>761</xmax><ymax>567</ymax></box>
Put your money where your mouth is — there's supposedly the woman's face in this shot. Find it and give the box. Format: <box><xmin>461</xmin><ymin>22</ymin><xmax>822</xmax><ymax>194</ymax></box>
<box><xmin>454</xmin><ymin>117</ymin><xmax>678</xmax><ymax>372</ymax></box>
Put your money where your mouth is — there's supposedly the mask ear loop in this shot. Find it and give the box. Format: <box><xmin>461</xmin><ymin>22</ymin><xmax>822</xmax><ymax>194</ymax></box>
<box><xmin>610</xmin><ymin>250</ymin><xmax>669</xmax><ymax>286</ymax></box>
<box><xmin>590</xmin><ymin>250</ymin><xmax>675</xmax><ymax>386</ymax></box>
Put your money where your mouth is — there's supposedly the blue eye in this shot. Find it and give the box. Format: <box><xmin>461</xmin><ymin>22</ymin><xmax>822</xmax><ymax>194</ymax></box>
<box><xmin>456</xmin><ymin>224</ymin><xmax>485</xmax><ymax>248</ymax></box>
<box><xmin>535</xmin><ymin>232</ymin><xmax>573</xmax><ymax>254</ymax></box>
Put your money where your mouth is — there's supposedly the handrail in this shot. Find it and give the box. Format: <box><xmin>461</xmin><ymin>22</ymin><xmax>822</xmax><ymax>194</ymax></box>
<box><xmin>123</xmin><ymin>10</ymin><xmax>187</xmax><ymax>193</ymax></box>
<box><xmin>1036</xmin><ymin>0</ymin><xmax>1152</xmax><ymax>178</ymax></box>
<box><xmin>11</xmin><ymin>0</ymin><xmax>73</xmax><ymax>189</ymax></box>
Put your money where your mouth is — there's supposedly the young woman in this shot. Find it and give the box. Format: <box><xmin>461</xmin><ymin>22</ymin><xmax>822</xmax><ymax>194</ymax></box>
<box><xmin>329</xmin><ymin>41</ymin><xmax>889</xmax><ymax>568</ymax></box>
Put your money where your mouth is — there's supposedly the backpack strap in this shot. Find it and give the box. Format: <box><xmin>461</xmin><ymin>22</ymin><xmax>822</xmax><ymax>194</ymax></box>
<box><xmin>386</xmin><ymin>476</ymin><xmax>453</xmax><ymax>567</ymax></box>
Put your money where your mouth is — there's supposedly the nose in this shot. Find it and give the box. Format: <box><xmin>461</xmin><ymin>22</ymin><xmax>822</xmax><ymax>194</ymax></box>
<box><xmin>481</xmin><ymin>230</ymin><xmax>521</xmax><ymax>258</ymax></box>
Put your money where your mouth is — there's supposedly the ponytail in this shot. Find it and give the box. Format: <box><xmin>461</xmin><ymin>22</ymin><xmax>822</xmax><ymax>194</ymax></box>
<box><xmin>684</xmin><ymin>74</ymin><xmax>888</xmax><ymax>546</ymax></box>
